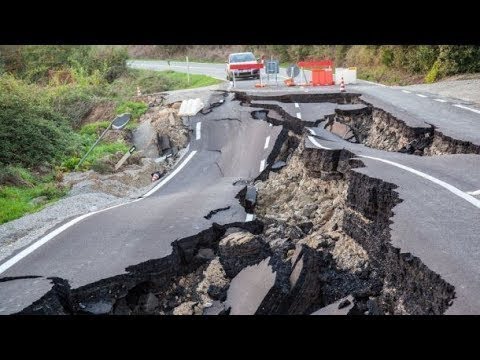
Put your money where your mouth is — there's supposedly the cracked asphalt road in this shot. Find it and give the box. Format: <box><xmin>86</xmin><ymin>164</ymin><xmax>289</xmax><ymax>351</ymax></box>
<box><xmin>3</xmin><ymin>61</ymin><xmax>480</xmax><ymax>315</ymax></box>
<box><xmin>0</xmin><ymin>95</ymin><xmax>282</xmax><ymax>314</ymax></box>
<box><xmin>304</xmin><ymin>125</ymin><xmax>480</xmax><ymax>315</ymax></box>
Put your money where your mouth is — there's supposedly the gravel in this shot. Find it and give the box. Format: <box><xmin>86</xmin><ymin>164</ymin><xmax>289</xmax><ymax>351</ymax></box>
<box><xmin>401</xmin><ymin>74</ymin><xmax>480</xmax><ymax>105</ymax></box>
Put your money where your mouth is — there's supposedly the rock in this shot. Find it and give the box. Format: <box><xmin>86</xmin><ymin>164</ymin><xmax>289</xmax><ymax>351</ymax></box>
<box><xmin>287</xmin><ymin>245</ymin><xmax>323</xmax><ymax>314</ymax></box>
<box><xmin>366</xmin><ymin>298</ymin><xmax>384</xmax><ymax>315</ymax></box>
<box><xmin>168</xmin><ymin>113</ymin><xmax>176</xmax><ymax>125</ymax></box>
<box><xmin>113</xmin><ymin>298</ymin><xmax>132</xmax><ymax>315</ymax></box>
<box><xmin>225</xmin><ymin>257</ymin><xmax>275</xmax><ymax>315</ymax></box>
<box><xmin>268</xmin><ymin>238</ymin><xmax>291</xmax><ymax>252</ymax></box>
<box><xmin>301</xmin><ymin>203</ymin><xmax>318</xmax><ymax>218</ymax></box>
<box><xmin>271</xmin><ymin>161</ymin><xmax>287</xmax><ymax>171</ymax></box>
<box><xmin>223</xmin><ymin>227</ymin><xmax>244</xmax><ymax>237</ymax></box>
<box><xmin>196</xmin><ymin>258</ymin><xmax>229</xmax><ymax>301</ymax></box>
<box><xmin>338</xmin><ymin>298</ymin><xmax>351</xmax><ymax>309</ymax></box>
<box><xmin>29</xmin><ymin>196</ymin><xmax>48</xmax><ymax>206</ymax></box>
<box><xmin>157</xmin><ymin>134</ymin><xmax>171</xmax><ymax>153</ymax></box>
<box><xmin>196</xmin><ymin>248</ymin><xmax>215</xmax><ymax>260</ymax></box>
<box><xmin>285</xmin><ymin>226</ymin><xmax>305</xmax><ymax>240</ymax></box>
<box><xmin>172</xmin><ymin>301</ymin><xmax>197</xmax><ymax>315</ymax></box>
<box><xmin>82</xmin><ymin>300</ymin><xmax>113</xmax><ymax>315</ymax></box>
<box><xmin>298</xmin><ymin>222</ymin><xmax>314</xmax><ymax>235</ymax></box>
<box><xmin>132</xmin><ymin>122</ymin><xmax>160</xmax><ymax>158</ymax></box>
<box><xmin>219</xmin><ymin>231</ymin><xmax>270</xmax><ymax>278</ymax></box>
<box><xmin>202</xmin><ymin>301</ymin><xmax>227</xmax><ymax>315</ymax></box>
<box><xmin>245</xmin><ymin>185</ymin><xmax>257</xmax><ymax>212</ymax></box>
<box><xmin>143</xmin><ymin>293</ymin><xmax>159</xmax><ymax>313</ymax></box>
<box><xmin>311</xmin><ymin>295</ymin><xmax>355</xmax><ymax>315</ymax></box>
<box><xmin>233</xmin><ymin>179</ymin><xmax>248</xmax><ymax>186</ymax></box>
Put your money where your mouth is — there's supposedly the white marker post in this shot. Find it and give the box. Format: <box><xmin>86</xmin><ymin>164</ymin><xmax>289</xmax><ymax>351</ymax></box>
<box><xmin>186</xmin><ymin>56</ymin><xmax>190</xmax><ymax>85</ymax></box>
<box><xmin>232</xmin><ymin>69</ymin><xmax>236</xmax><ymax>88</ymax></box>
<box><xmin>302</xmin><ymin>67</ymin><xmax>308</xmax><ymax>85</ymax></box>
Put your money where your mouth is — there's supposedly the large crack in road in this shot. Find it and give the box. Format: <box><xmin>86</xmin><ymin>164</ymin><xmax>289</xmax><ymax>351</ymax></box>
<box><xmin>4</xmin><ymin>89</ymin><xmax>480</xmax><ymax>315</ymax></box>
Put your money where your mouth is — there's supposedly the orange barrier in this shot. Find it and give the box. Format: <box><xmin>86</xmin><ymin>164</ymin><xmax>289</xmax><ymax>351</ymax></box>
<box><xmin>297</xmin><ymin>60</ymin><xmax>334</xmax><ymax>86</ymax></box>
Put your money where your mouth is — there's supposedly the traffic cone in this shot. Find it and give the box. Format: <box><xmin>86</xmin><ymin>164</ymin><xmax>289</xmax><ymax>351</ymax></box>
<box><xmin>340</xmin><ymin>77</ymin><xmax>346</xmax><ymax>92</ymax></box>
<box><xmin>136</xmin><ymin>86</ymin><xmax>142</xmax><ymax>96</ymax></box>
<box><xmin>284</xmin><ymin>77</ymin><xmax>295</xmax><ymax>87</ymax></box>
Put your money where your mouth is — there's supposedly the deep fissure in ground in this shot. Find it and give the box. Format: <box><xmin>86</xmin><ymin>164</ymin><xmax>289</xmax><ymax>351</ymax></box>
<box><xmin>13</xmin><ymin>92</ymin><xmax>460</xmax><ymax>315</ymax></box>
<box><xmin>239</xmin><ymin>91</ymin><xmax>480</xmax><ymax>156</ymax></box>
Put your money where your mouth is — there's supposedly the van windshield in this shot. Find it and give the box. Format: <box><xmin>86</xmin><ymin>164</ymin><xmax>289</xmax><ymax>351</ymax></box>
<box><xmin>230</xmin><ymin>53</ymin><xmax>256</xmax><ymax>63</ymax></box>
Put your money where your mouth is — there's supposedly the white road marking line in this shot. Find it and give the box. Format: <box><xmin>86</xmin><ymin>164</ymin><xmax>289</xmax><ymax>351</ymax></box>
<box><xmin>0</xmin><ymin>150</ymin><xmax>199</xmax><ymax>274</ymax></box>
<box><xmin>143</xmin><ymin>150</ymin><xmax>197</xmax><ymax>198</ymax></box>
<box><xmin>196</xmin><ymin>122</ymin><xmax>201</xmax><ymax>140</ymax></box>
<box><xmin>296</xmin><ymin>112</ymin><xmax>302</xmax><ymax>119</ymax></box>
<box><xmin>360</xmin><ymin>79</ymin><xmax>387</xmax><ymax>87</ymax></box>
<box><xmin>402</xmin><ymin>90</ymin><xmax>411</xmax><ymax>94</ymax></box>
<box><xmin>245</xmin><ymin>213</ymin><xmax>254</xmax><ymax>222</ymax></box>
<box><xmin>434</xmin><ymin>98</ymin><xmax>447</xmax><ymax>103</ymax></box>
<box><xmin>454</xmin><ymin>104</ymin><xmax>480</xmax><ymax>115</ymax></box>
<box><xmin>416</xmin><ymin>94</ymin><xmax>427</xmax><ymax>98</ymax></box>
<box><xmin>358</xmin><ymin>155</ymin><xmax>480</xmax><ymax>209</ymax></box>
<box><xmin>264</xmin><ymin>136</ymin><xmax>270</xmax><ymax>149</ymax></box>
<box><xmin>307</xmin><ymin>136</ymin><xmax>331</xmax><ymax>150</ymax></box>
<box><xmin>0</xmin><ymin>212</ymin><xmax>94</xmax><ymax>275</ymax></box>
<box><xmin>467</xmin><ymin>189</ymin><xmax>480</xmax><ymax>196</ymax></box>
<box><xmin>307</xmin><ymin>134</ymin><xmax>480</xmax><ymax>209</ymax></box>
<box><xmin>259</xmin><ymin>159</ymin><xmax>266</xmax><ymax>172</ymax></box>
<box><xmin>308</xmin><ymin>128</ymin><xmax>316</xmax><ymax>135</ymax></box>
<box><xmin>294</xmin><ymin>103</ymin><xmax>299</xmax><ymax>108</ymax></box>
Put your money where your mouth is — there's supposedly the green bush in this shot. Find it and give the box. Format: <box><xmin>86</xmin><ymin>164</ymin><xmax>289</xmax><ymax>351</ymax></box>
<box><xmin>425</xmin><ymin>60</ymin><xmax>441</xmax><ymax>83</ymax></box>
<box><xmin>50</xmin><ymin>85</ymin><xmax>104</xmax><ymax>128</ymax></box>
<box><xmin>0</xmin><ymin>75</ymin><xmax>78</xmax><ymax>168</ymax></box>
<box><xmin>438</xmin><ymin>45</ymin><xmax>480</xmax><ymax>75</ymax></box>
<box><xmin>3</xmin><ymin>46</ymin><xmax>128</xmax><ymax>85</ymax></box>
<box><xmin>381</xmin><ymin>48</ymin><xmax>394</xmax><ymax>67</ymax></box>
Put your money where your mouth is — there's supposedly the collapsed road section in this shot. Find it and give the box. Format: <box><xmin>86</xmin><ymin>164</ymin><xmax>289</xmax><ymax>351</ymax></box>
<box><xmin>5</xmin><ymin>88</ymin><xmax>480</xmax><ymax>315</ymax></box>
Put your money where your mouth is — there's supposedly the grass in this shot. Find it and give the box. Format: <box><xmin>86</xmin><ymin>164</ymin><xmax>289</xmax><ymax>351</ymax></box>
<box><xmin>108</xmin><ymin>69</ymin><xmax>221</xmax><ymax>99</ymax></box>
<box><xmin>0</xmin><ymin>174</ymin><xmax>68</xmax><ymax>225</ymax></box>
<box><xmin>60</xmin><ymin>121</ymin><xmax>131</xmax><ymax>171</ymax></box>
<box><xmin>161</xmin><ymin>70</ymin><xmax>222</xmax><ymax>89</ymax></box>
<box><xmin>130</xmin><ymin>57</ymin><xmax>224</xmax><ymax>64</ymax></box>
<box><xmin>357</xmin><ymin>66</ymin><xmax>425</xmax><ymax>86</ymax></box>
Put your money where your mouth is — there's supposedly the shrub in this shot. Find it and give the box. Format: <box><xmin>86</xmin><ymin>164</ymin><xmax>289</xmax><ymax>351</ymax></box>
<box><xmin>425</xmin><ymin>60</ymin><xmax>441</xmax><ymax>83</ymax></box>
<box><xmin>0</xmin><ymin>75</ymin><xmax>77</xmax><ymax>168</ymax></box>
<box><xmin>381</xmin><ymin>48</ymin><xmax>394</xmax><ymax>67</ymax></box>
